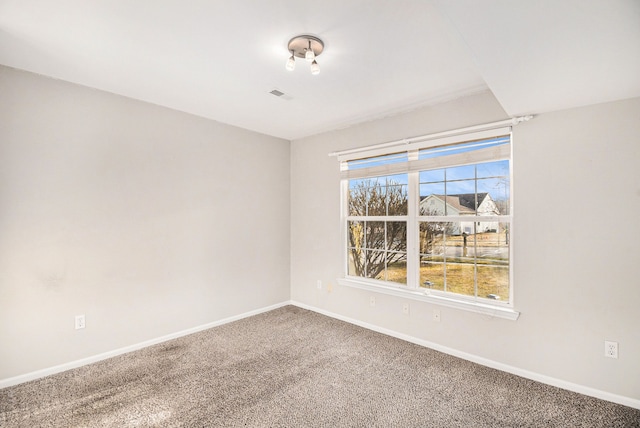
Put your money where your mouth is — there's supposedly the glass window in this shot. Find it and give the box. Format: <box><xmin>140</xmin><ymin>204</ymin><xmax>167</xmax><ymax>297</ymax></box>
<box><xmin>343</xmin><ymin>133</ymin><xmax>512</xmax><ymax>307</ymax></box>
<box><xmin>347</xmin><ymin>174</ymin><xmax>408</xmax><ymax>285</ymax></box>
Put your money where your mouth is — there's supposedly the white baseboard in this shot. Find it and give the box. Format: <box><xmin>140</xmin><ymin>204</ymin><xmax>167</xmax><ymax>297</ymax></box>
<box><xmin>290</xmin><ymin>300</ymin><xmax>640</xmax><ymax>410</ymax></box>
<box><xmin>4</xmin><ymin>299</ymin><xmax>639</xmax><ymax>411</ymax></box>
<box><xmin>0</xmin><ymin>301</ymin><xmax>290</xmax><ymax>389</ymax></box>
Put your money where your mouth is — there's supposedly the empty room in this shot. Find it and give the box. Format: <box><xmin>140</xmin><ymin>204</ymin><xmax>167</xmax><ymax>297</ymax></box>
<box><xmin>1</xmin><ymin>1</ymin><xmax>639</xmax><ymax>426</ymax></box>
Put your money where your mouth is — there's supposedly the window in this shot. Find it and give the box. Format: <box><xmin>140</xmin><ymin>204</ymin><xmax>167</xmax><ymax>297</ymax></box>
<box><xmin>338</xmin><ymin>127</ymin><xmax>517</xmax><ymax>319</ymax></box>
<box><xmin>348</xmin><ymin>171</ymin><xmax>408</xmax><ymax>283</ymax></box>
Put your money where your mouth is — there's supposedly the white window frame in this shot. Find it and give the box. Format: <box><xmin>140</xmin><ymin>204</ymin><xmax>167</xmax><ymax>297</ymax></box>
<box><xmin>336</xmin><ymin>126</ymin><xmax>520</xmax><ymax>320</ymax></box>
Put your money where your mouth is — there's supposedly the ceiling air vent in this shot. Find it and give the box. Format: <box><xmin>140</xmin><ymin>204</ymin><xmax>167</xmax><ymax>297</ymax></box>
<box><xmin>268</xmin><ymin>88</ymin><xmax>292</xmax><ymax>101</ymax></box>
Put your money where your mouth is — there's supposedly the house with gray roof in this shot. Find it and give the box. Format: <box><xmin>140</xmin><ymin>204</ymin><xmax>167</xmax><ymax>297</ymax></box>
<box><xmin>419</xmin><ymin>192</ymin><xmax>501</xmax><ymax>235</ymax></box>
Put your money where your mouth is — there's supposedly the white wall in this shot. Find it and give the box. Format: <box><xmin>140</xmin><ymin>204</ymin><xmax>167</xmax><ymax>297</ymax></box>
<box><xmin>3</xmin><ymin>63</ymin><xmax>639</xmax><ymax>405</ymax></box>
<box><xmin>0</xmin><ymin>66</ymin><xmax>291</xmax><ymax>380</ymax></box>
<box><xmin>290</xmin><ymin>91</ymin><xmax>640</xmax><ymax>403</ymax></box>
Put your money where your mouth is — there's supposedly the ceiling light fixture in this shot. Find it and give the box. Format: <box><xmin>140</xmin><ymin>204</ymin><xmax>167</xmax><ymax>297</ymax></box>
<box><xmin>286</xmin><ymin>35</ymin><xmax>324</xmax><ymax>75</ymax></box>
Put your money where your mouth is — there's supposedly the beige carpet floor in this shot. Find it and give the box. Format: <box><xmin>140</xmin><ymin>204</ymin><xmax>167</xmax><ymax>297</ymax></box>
<box><xmin>1</xmin><ymin>305</ymin><xmax>639</xmax><ymax>427</ymax></box>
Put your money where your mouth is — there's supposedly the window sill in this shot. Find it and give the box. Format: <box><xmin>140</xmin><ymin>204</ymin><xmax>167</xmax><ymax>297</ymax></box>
<box><xmin>337</xmin><ymin>277</ymin><xmax>520</xmax><ymax>321</ymax></box>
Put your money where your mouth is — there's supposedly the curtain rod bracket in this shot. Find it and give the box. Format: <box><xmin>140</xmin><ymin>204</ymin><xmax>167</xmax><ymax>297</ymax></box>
<box><xmin>511</xmin><ymin>115</ymin><xmax>534</xmax><ymax>125</ymax></box>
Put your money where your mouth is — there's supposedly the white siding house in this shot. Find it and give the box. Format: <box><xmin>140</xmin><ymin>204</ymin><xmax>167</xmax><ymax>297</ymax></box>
<box><xmin>419</xmin><ymin>193</ymin><xmax>500</xmax><ymax>235</ymax></box>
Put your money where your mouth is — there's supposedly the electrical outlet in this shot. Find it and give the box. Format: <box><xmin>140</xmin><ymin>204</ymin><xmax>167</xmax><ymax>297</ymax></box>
<box><xmin>604</xmin><ymin>341</ymin><xmax>618</xmax><ymax>359</ymax></box>
<box><xmin>433</xmin><ymin>309</ymin><xmax>441</xmax><ymax>323</ymax></box>
<box><xmin>327</xmin><ymin>283</ymin><xmax>333</xmax><ymax>292</ymax></box>
<box><xmin>402</xmin><ymin>303</ymin><xmax>410</xmax><ymax>315</ymax></box>
<box><xmin>370</xmin><ymin>296</ymin><xmax>376</xmax><ymax>307</ymax></box>
<box><xmin>317</xmin><ymin>280</ymin><xmax>322</xmax><ymax>290</ymax></box>
<box><xmin>75</xmin><ymin>315</ymin><xmax>85</xmax><ymax>330</ymax></box>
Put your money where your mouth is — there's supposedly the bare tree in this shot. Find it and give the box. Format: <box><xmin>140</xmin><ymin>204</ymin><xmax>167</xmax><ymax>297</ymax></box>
<box><xmin>348</xmin><ymin>179</ymin><xmax>407</xmax><ymax>279</ymax></box>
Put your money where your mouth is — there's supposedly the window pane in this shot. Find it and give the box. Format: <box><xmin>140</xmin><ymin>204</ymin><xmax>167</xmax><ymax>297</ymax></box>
<box><xmin>386</xmin><ymin>173</ymin><xmax>408</xmax><ymax>185</ymax></box>
<box><xmin>348</xmin><ymin>246</ymin><xmax>365</xmax><ymax>277</ymax></box>
<box><xmin>387</xmin><ymin>256</ymin><xmax>407</xmax><ymax>284</ymax></box>
<box><xmin>446</xmin><ymin>219</ymin><xmax>476</xmax><ymax>296</ymax></box>
<box><xmin>420</xmin><ymin>262</ymin><xmax>445</xmax><ymax>291</ymax></box>
<box><xmin>367</xmin><ymin>180</ymin><xmax>386</xmax><ymax>216</ymax></box>
<box><xmin>445</xmin><ymin>185</ymin><xmax>476</xmax><ymax>216</ymax></box>
<box><xmin>348</xmin><ymin>175</ymin><xmax>408</xmax><ymax>217</ymax></box>
<box><xmin>386</xmin><ymin>174</ymin><xmax>408</xmax><ymax>215</ymax></box>
<box><xmin>347</xmin><ymin>221</ymin><xmax>365</xmax><ymax>277</ymax></box>
<box><xmin>477</xmin><ymin>265</ymin><xmax>509</xmax><ymax>301</ymax></box>
<box><xmin>476</xmin><ymin>221</ymin><xmax>509</xmax><ymax>262</ymax></box>
<box><xmin>477</xmin><ymin>160</ymin><xmax>509</xmax><ymax>178</ymax></box>
<box><xmin>347</xmin><ymin>221</ymin><xmax>364</xmax><ymax>249</ymax></box>
<box><xmin>442</xmin><ymin>190</ymin><xmax>477</xmax><ymax>216</ymax></box>
<box><xmin>348</xmin><ymin>179</ymin><xmax>368</xmax><ymax>216</ymax></box>
<box><xmin>365</xmin><ymin>221</ymin><xmax>385</xmax><ymax>250</ymax></box>
<box><xmin>385</xmin><ymin>221</ymin><xmax>407</xmax><ymax>284</ymax></box>
<box><xmin>445</xmin><ymin>263</ymin><xmax>475</xmax><ymax>296</ymax></box>
<box><xmin>419</xmin><ymin>222</ymin><xmax>447</xmax><ymax>291</ymax></box>
<box><xmin>419</xmin><ymin>183</ymin><xmax>445</xmax><ymax>216</ymax></box>
<box><xmin>419</xmin><ymin>169</ymin><xmax>445</xmax><ymax>183</ymax></box>
<box><xmin>446</xmin><ymin>164</ymin><xmax>475</xmax><ymax>181</ymax></box>
<box><xmin>445</xmin><ymin>222</ymin><xmax>475</xmax><ymax>262</ymax></box>
<box><xmin>476</xmin><ymin>178</ymin><xmax>506</xmax><ymax>215</ymax></box>
<box><xmin>387</xmin><ymin>183</ymin><xmax>408</xmax><ymax>215</ymax></box>
<box><xmin>365</xmin><ymin>250</ymin><xmax>385</xmax><ymax>279</ymax></box>
<box><xmin>386</xmin><ymin>221</ymin><xmax>406</xmax><ymax>251</ymax></box>
<box><xmin>477</xmin><ymin>160</ymin><xmax>509</xmax><ymax>215</ymax></box>
<box><xmin>419</xmin><ymin>221</ymin><xmax>447</xmax><ymax>255</ymax></box>
<box><xmin>476</xmin><ymin>221</ymin><xmax>509</xmax><ymax>300</ymax></box>
<box><xmin>477</xmin><ymin>177</ymin><xmax>509</xmax><ymax>215</ymax></box>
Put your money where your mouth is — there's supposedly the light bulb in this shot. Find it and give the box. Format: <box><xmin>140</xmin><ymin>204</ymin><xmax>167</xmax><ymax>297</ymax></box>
<box><xmin>310</xmin><ymin>60</ymin><xmax>320</xmax><ymax>75</ymax></box>
<box><xmin>285</xmin><ymin>54</ymin><xmax>295</xmax><ymax>71</ymax></box>
<box><xmin>305</xmin><ymin>40</ymin><xmax>315</xmax><ymax>62</ymax></box>
<box><xmin>305</xmin><ymin>48</ymin><xmax>315</xmax><ymax>62</ymax></box>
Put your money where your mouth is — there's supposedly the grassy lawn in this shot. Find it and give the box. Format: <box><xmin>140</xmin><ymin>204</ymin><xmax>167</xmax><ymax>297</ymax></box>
<box><xmin>419</xmin><ymin>263</ymin><xmax>509</xmax><ymax>300</ymax></box>
<box><xmin>353</xmin><ymin>231</ymin><xmax>510</xmax><ymax>300</ymax></box>
<box><xmin>385</xmin><ymin>263</ymin><xmax>408</xmax><ymax>284</ymax></box>
<box><xmin>380</xmin><ymin>261</ymin><xmax>509</xmax><ymax>301</ymax></box>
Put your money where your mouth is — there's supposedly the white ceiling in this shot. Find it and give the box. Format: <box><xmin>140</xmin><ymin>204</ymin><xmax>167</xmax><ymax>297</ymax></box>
<box><xmin>1</xmin><ymin>0</ymin><xmax>639</xmax><ymax>141</ymax></box>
